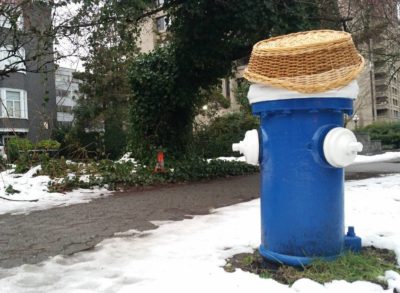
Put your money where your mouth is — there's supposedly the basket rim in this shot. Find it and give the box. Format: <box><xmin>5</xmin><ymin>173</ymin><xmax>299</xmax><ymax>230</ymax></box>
<box><xmin>253</xmin><ymin>30</ymin><xmax>352</xmax><ymax>53</ymax></box>
<box><xmin>243</xmin><ymin>54</ymin><xmax>365</xmax><ymax>93</ymax></box>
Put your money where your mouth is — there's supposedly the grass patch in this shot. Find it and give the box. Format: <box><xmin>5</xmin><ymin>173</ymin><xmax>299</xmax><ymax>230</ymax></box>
<box><xmin>224</xmin><ymin>247</ymin><xmax>400</xmax><ymax>288</ymax></box>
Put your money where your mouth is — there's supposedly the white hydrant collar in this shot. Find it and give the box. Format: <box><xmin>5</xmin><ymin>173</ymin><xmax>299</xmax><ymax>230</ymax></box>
<box><xmin>247</xmin><ymin>80</ymin><xmax>359</xmax><ymax>104</ymax></box>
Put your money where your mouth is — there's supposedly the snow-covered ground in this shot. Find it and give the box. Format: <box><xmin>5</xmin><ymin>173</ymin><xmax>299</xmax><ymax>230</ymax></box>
<box><xmin>0</xmin><ymin>174</ymin><xmax>400</xmax><ymax>292</ymax></box>
<box><xmin>353</xmin><ymin>151</ymin><xmax>400</xmax><ymax>165</ymax></box>
<box><xmin>0</xmin><ymin>166</ymin><xmax>110</xmax><ymax>215</ymax></box>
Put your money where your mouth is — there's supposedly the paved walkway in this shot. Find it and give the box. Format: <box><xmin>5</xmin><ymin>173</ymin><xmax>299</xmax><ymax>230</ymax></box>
<box><xmin>0</xmin><ymin>175</ymin><xmax>260</xmax><ymax>269</ymax></box>
<box><xmin>2</xmin><ymin>163</ymin><xmax>398</xmax><ymax>270</ymax></box>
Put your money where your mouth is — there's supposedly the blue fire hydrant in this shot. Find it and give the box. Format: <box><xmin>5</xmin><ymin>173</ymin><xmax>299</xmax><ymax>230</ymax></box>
<box><xmin>232</xmin><ymin>81</ymin><xmax>363</xmax><ymax>266</ymax></box>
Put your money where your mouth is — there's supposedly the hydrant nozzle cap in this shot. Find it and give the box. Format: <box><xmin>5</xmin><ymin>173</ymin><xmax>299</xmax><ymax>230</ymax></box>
<box><xmin>232</xmin><ymin>129</ymin><xmax>259</xmax><ymax>166</ymax></box>
<box><xmin>323</xmin><ymin>127</ymin><xmax>363</xmax><ymax>168</ymax></box>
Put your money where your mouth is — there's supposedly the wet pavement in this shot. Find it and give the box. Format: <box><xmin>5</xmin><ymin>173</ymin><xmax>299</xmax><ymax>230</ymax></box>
<box><xmin>0</xmin><ymin>175</ymin><xmax>259</xmax><ymax>269</ymax></box>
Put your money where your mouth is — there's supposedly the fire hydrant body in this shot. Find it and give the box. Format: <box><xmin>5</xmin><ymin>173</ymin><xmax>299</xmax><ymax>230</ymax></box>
<box><xmin>255</xmin><ymin>96</ymin><xmax>353</xmax><ymax>266</ymax></box>
<box><xmin>234</xmin><ymin>82</ymin><xmax>363</xmax><ymax>266</ymax></box>
<box><xmin>233</xmin><ymin>30</ymin><xmax>365</xmax><ymax>266</ymax></box>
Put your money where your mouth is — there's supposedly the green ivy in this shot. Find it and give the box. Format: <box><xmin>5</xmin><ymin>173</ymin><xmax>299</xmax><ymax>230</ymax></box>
<box><xmin>128</xmin><ymin>45</ymin><xmax>202</xmax><ymax>160</ymax></box>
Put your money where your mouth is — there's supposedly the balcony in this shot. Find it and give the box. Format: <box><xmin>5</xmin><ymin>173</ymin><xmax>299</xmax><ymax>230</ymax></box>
<box><xmin>376</xmin><ymin>103</ymin><xmax>390</xmax><ymax>110</ymax></box>
<box><xmin>376</xmin><ymin>96</ymin><xmax>389</xmax><ymax>110</ymax></box>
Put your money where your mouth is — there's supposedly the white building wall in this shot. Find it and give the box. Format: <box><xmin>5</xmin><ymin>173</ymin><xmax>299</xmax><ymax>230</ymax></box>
<box><xmin>55</xmin><ymin>67</ymin><xmax>81</xmax><ymax>125</ymax></box>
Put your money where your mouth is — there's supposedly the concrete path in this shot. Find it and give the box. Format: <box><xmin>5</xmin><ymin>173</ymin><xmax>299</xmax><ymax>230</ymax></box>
<box><xmin>0</xmin><ymin>175</ymin><xmax>260</xmax><ymax>269</ymax></box>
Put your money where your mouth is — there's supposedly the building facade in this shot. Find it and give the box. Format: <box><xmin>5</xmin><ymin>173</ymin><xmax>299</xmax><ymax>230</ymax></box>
<box><xmin>0</xmin><ymin>0</ymin><xmax>56</xmax><ymax>144</ymax></box>
<box><xmin>56</xmin><ymin>67</ymin><xmax>80</xmax><ymax>126</ymax></box>
<box><xmin>338</xmin><ymin>0</ymin><xmax>400</xmax><ymax>128</ymax></box>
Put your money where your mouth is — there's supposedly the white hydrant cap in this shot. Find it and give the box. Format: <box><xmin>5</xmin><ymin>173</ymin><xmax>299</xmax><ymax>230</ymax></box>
<box><xmin>232</xmin><ymin>129</ymin><xmax>259</xmax><ymax>166</ymax></box>
<box><xmin>323</xmin><ymin>127</ymin><xmax>363</xmax><ymax>168</ymax></box>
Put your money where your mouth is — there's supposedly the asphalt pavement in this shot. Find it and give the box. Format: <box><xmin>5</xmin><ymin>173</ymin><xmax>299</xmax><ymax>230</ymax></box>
<box><xmin>0</xmin><ymin>175</ymin><xmax>260</xmax><ymax>269</ymax></box>
<box><xmin>345</xmin><ymin>161</ymin><xmax>400</xmax><ymax>179</ymax></box>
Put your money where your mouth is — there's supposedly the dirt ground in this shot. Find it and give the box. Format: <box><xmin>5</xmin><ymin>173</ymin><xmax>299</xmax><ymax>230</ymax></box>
<box><xmin>0</xmin><ymin>174</ymin><xmax>259</xmax><ymax>269</ymax></box>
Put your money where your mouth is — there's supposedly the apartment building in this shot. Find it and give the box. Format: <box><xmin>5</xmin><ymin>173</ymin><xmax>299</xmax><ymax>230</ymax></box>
<box><xmin>373</xmin><ymin>54</ymin><xmax>400</xmax><ymax>122</ymax></box>
<box><xmin>0</xmin><ymin>0</ymin><xmax>56</xmax><ymax>144</ymax></box>
<box><xmin>339</xmin><ymin>0</ymin><xmax>400</xmax><ymax>128</ymax></box>
<box><xmin>55</xmin><ymin>67</ymin><xmax>80</xmax><ymax>126</ymax></box>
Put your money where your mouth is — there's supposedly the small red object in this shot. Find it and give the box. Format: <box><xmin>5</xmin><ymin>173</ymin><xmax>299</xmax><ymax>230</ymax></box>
<box><xmin>154</xmin><ymin>151</ymin><xmax>165</xmax><ymax>173</ymax></box>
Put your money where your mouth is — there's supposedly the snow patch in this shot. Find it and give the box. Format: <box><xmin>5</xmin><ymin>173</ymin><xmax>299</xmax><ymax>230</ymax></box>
<box><xmin>0</xmin><ymin>166</ymin><xmax>111</xmax><ymax>216</ymax></box>
<box><xmin>353</xmin><ymin>152</ymin><xmax>400</xmax><ymax>165</ymax></box>
<box><xmin>117</xmin><ymin>152</ymin><xmax>137</xmax><ymax>164</ymax></box>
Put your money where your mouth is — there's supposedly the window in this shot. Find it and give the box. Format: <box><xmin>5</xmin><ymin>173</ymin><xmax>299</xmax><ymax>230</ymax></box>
<box><xmin>6</xmin><ymin>91</ymin><xmax>21</xmax><ymax>118</ymax></box>
<box><xmin>56</xmin><ymin>89</ymin><xmax>69</xmax><ymax>97</ymax></box>
<box><xmin>156</xmin><ymin>16</ymin><xmax>167</xmax><ymax>32</ymax></box>
<box><xmin>0</xmin><ymin>88</ymin><xmax>28</xmax><ymax>119</ymax></box>
<box><xmin>0</xmin><ymin>46</ymin><xmax>26</xmax><ymax>72</ymax></box>
<box><xmin>57</xmin><ymin>74</ymin><xmax>71</xmax><ymax>83</ymax></box>
<box><xmin>375</xmin><ymin>84</ymin><xmax>388</xmax><ymax>93</ymax></box>
<box><xmin>377</xmin><ymin>109</ymin><xmax>389</xmax><ymax>116</ymax></box>
<box><xmin>374</xmin><ymin>72</ymin><xmax>386</xmax><ymax>80</ymax></box>
<box><xmin>376</xmin><ymin>96</ymin><xmax>388</xmax><ymax>105</ymax></box>
<box><xmin>57</xmin><ymin>105</ymin><xmax>73</xmax><ymax>113</ymax></box>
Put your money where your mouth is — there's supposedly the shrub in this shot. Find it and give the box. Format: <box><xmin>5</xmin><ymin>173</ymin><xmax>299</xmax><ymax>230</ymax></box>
<box><xmin>41</xmin><ymin>157</ymin><xmax>259</xmax><ymax>192</ymax></box>
<box><xmin>6</xmin><ymin>137</ymin><xmax>34</xmax><ymax>162</ymax></box>
<box><xmin>167</xmin><ymin>158</ymin><xmax>259</xmax><ymax>182</ymax></box>
<box><xmin>358</xmin><ymin>122</ymin><xmax>400</xmax><ymax>149</ymax></box>
<box><xmin>14</xmin><ymin>154</ymin><xmax>32</xmax><ymax>173</ymax></box>
<box><xmin>36</xmin><ymin>139</ymin><xmax>61</xmax><ymax>150</ymax></box>
<box><xmin>193</xmin><ymin>112</ymin><xmax>259</xmax><ymax>158</ymax></box>
<box><xmin>39</xmin><ymin>156</ymin><xmax>69</xmax><ymax>178</ymax></box>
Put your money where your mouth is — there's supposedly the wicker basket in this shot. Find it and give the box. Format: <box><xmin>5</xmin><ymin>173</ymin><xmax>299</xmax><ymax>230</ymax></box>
<box><xmin>243</xmin><ymin>30</ymin><xmax>365</xmax><ymax>93</ymax></box>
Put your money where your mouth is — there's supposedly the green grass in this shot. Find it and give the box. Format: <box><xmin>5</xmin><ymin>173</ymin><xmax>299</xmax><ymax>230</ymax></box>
<box><xmin>224</xmin><ymin>247</ymin><xmax>400</xmax><ymax>287</ymax></box>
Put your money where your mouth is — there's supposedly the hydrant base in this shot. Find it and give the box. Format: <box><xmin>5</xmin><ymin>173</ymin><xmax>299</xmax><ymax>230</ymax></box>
<box><xmin>259</xmin><ymin>245</ymin><xmax>339</xmax><ymax>267</ymax></box>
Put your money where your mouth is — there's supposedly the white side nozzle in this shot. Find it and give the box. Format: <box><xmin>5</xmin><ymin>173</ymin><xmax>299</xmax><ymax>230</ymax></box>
<box><xmin>231</xmin><ymin>129</ymin><xmax>259</xmax><ymax>166</ymax></box>
<box><xmin>323</xmin><ymin>127</ymin><xmax>363</xmax><ymax>168</ymax></box>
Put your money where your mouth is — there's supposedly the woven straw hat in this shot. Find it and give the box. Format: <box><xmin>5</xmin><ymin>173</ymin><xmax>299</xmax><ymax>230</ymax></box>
<box><xmin>243</xmin><ymin>30</ymin><xmax>365</xmax><ymax>93</ymax></box>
